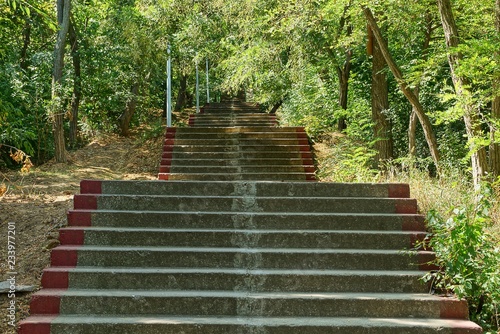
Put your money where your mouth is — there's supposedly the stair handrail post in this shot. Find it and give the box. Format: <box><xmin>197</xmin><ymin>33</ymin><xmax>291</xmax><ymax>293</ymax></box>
<box><xmin>206</xmin><ymin>58</ymin><xmax>210</xmax><ymax>104</ymax></box>
<box><xmin>166</xmin><ymin>44</ymin><xmax>172</xmax><ymax>127</ymax></box>
<box><xmin>196</xmin><ymin>57</ymin><xmax>200</xmax><ymax>113</ymax></box>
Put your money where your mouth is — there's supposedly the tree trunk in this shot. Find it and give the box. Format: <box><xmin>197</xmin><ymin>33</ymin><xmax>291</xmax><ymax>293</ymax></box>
<box><xmin>408</xmin><ymin>104</ymin><xmax>418</xmax><ymax>157</ymax></box>
<box><xmin>336</xmin><ymin>4</ymin><xmax>353</xmax><ymax>132</ymax></box>
<box><xmin>436</xmin><ymin>0</ymin><xmax>489</xmax><ymax>186</ymax></box>
<box><xmin>20</xmin><ymin>19</ymin><xmax>31</xmax><ymax>71</ymax></box>
<box><xmin>174</xmin><ymin>75</ymin><xmax>188</xmax><ymax>112</ymax></box>
<box><xmin>337</xmin><ymin>48</ymin><xmax>352</xmax><ymax>132</ymax></box>
<box><xmin>364</xmin><ymin>7</ymin><xmax>440</xmax><ymax>167</ymax></box>
<box><xmin>52</xmin><ymin>0</ymin><xmax>71</xmax><ymax>163</ymax></box>
<box><xmin>68</xmin><ymin>18</ymin><xmax>81</xmax><ymax>147</ymax></box>
<box><xmin>270</xmin><ymin>100</ymin><xmax>283</xmax><ymax>114</ymax></box>
<box><xmin>409</xmin><ymin>12</ymin><xmax>434</xmax><ymax>159</ymax></box>
<box><xmin>118</xmin><ymin>83</ymin><xmax>140</xmax><ymax>136</ymax></box>
<box><xmin>490</xmin><ymin>0</ymin><xmax>500</xmax><ymax>178</ymax></box>
<box><xmin>370</xmin><ymin>24</ymin><xmax>393</xmax><ymax>166</ymax></box>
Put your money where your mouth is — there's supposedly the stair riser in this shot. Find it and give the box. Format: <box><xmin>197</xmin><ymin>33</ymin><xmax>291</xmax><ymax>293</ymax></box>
<box><xmin>162</xmin><ymin>159</ymin><xmax>313</xmax><ymax>166</ymax></box>
<box><xmin>74</xmin><ymin>196</ymin><xmax>417</xmax><ymax>214</ymax></box>
<box><xmin>44</xmin><ymin>323</ymin><xmax>482</xmax><ymax>334</ymax></box>
<box><xmin>68</xmin><ymin>211</ymin><xmax>425</xmax><ymax>231</ymax></box>
<box><xmin>42</xmin><ymin>270</ymin><xmax>429</xmax><ymax>293</ymax></box>
<box><xmin>190</xmin><ymin>123</ymin><xmax>278</xmax><ymax>127</ymax></box>
<box><xmin>163</xmin><ymin>152</ymin><xmax>311</xmax><ymax>159</ymax></box>
<box><xmin>188</xmin><ymin>117</ymin><xmax>274</xmax><ymax>120</ymax></box>
<box><xmin>165</xmin><ymin>139</ymin><xmax>307</xmax><ymax>146</ymax></box>
<box><xmin>165</xmin><ymin>145</ymin><xmax>310</xmax><ymax>153</ymax></box>
<box><xmin>160</xmin><ymin>166</ymin><xmax>313</xmax><ymax>173</ymax></box>
<box><xmin>51</xmin><ymin>249</ymin><xmax>433</xmax><ymax>270</ymax></box>
<box><xmin>60</xmin><ymin>229</ymin><xmax>425</xmax><ymax>250</ymax></box>
<box><xmin>169</xmin><ymin>133</ymin><xmax>306</xmax><ymax>139</ymax></box>
<box><xmin>38</xmin><ymin>295</ymin><xmax>465</xmax><ymax>319</ymax></box>
<box><xmin>80</xmin><ymin>180</ymin><xmax>409</xmax><ymax>198</ymax></box>
<box><xmin>171</xmin><ymin>127</ymin><xmax>305</xmax><ymax>133</ymax></box>
<box><xmin>161</xmin><ymin>173</ymin><xmax>314</xmax><ymax>181</ymax></box>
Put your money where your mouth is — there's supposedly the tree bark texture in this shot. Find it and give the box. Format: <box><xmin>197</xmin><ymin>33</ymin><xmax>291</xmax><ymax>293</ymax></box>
<box><xmin>490</xmin><ymin>0</ymin><xmax>500</xmax><ymax>178</ymax></box>
<box><xmin>336</xmin><ymin>43</ymin><xmax>352</xmax><ymax>132</ymax></box>
<box><xmin>52</xmin><ymin>0</ymin><xmax>71</xmax><ymax>163</ymax></box>
<box><xmin>336</xmin><ymin>3</ymin><xmax>353</xmax><ymax>132</ymax></box>
<box><xmin>119</xmin><ymin>83</ymin><xmax>140</xmax><ymax>136</ymax></box>
<box><xmin>436</xmin><ymin>0</ymin><xmax>489</xmax><ymax>186</ymax></box>
<box><xmin>174</xmin><ymin>75</ymin><xmax>188</xmax><ymax>112</ymax></box>
<box><xmin>364</xmin><ymin>7</ymin><xmax>440</xmax><ymax>167</ymax></box>
<box><xmin>370</xmin><ymin>25</ymin><xmax>394</xmax><ymax>165</ymax></box>
<box><xmin>68</xmin><ymin>19</ymin><xmax>81</xmax><ymax>147</ymax></box>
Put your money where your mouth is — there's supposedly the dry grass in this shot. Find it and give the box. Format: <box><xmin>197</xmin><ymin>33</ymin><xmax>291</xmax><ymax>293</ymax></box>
<box><xmin>313</xmin><ymin>133</ymin><xmax>500</xmax><ymax>238</ymax></box>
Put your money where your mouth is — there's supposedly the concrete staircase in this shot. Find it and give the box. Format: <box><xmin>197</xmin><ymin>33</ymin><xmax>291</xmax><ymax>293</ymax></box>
<box><xmin>19</xmin><ymin>102</ymin><xmax>482</xmax><ymax>333</ymax></box>
<box><xmin>159</xmin><ymin>102</ymin><xmax>315</xmax><ymax>181</ymax></box>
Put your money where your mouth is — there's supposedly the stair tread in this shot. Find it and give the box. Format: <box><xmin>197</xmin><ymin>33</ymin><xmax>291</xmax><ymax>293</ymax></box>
<box><xmin>54</xmin><ymin>245</ymin><xmax>430</xmax><ymax>254</ymax></box>
<box><xmin>34</xmin><ymin>289</ymin><xmax>454</xmax><ymax>301</ymax></box>
<box><xmin>21</xmin><ymin>315</ymin><xmax>481</xmax><ymax>328</ymax></box>
<box><xmin>61</xmin><ymin>227</ymin><xmax>425</xmax><ymax>234</ymax></box>
<box><xmin>43</xmin><ymin>267</ymin><xmax>428</xmax><ymax>275</ymax></box>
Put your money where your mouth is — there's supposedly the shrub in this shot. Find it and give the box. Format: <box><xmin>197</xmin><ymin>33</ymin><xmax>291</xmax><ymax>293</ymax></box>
<box><xmin>424</xmin><ymin>185</ymin><xmax>500</xmax><ymax>333</ymax></box>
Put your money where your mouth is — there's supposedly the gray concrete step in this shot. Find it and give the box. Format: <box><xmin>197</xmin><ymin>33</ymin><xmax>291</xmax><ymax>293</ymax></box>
<box><xmin>30</xmin><ymin>289</ymin><xmax>469</xmax><ymax>319</ymax></box>
<box><xmin>41</xmin><ymin>267</ymin><xmax>430</xmax><ymax>293</ymax></box>
<box><xmin>78</xmin><ymin>180</ymin><xmax>410</xmax><ymax>198</ymax></box>
<box><xmin>191</xmin><ymin>123</ymin><xmax>278</xmax><ymax>128</ymax></box>
<box><xmin>162</xmin><ymin>151</ymin><xmax>311</xmax><ymax>159</ymax></box>
<box><xmin>168</xmin><ymin>132</ymin><xmax>306</xmax><ymax>139</ymax></box>
<box><xmin>165</xmin><ymin>144</ymin><xmax>311</xmax><ymax>152</ymax></box>
<box><xmin>50</xmin><ymin>246</ymin><xmax>433</xmax><ymax>270</ymax></box>
<box><xmin>169</xmin><ymin>126</ymin><xmax>304</xmax><ymax>133</ymax></box>
<box><xmin>165</xmin><ymin>138</ymin><xmax>308</xmax><ymax>146</ymax></box>
<box><xmin>73</xmin><ymin>194</ymin><xmax>417</xmax><ymax>214</ymax></box>
<box><xmin>59</xmin><ymin>227</ymin><xmax>426</xmax><ymax>249</ymax></box>
<box><xmin>160</xmin><ymin>172</ymin><xmax>315</xmax><ymax>181</ymax></box>
<box><xmin>19</xmin><ymin>316</ymin><xmax>483</xmax><ymax>334</ymax></box>
<box><xmin>162</xmin><ymin>158</ymin><xmax>312</xmax><ymax>166</ymax></box>
<box><xmin>159</xmin><ymin>165</ymin><xmax>314</xmax><ymax>174</ymax></box>
<box><xmin>67</xmin><ymin>210</ymin><xmax>426</xmax><ymax>231</ymax></box>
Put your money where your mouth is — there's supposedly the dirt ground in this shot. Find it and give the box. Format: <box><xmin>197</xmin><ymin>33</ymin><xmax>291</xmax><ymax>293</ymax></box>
<box><xmin>0</xmin><ymin>133</ymin><xmax>163</xmax><ymax>333</ymax></box>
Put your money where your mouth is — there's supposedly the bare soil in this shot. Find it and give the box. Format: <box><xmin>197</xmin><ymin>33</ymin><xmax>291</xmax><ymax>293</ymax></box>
<box><xmin>0</xmin><ymin>133</ymin><xmax>163</xmax><ymax>333</ymax></box>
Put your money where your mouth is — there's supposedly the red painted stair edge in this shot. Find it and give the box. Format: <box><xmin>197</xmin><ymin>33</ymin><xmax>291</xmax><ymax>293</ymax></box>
<box><xmin>18</xmin><ymin>315</ymin><xmax>57</xmax><ymax>334</ymax></box>
<box><xmin>18</xmin><ymin>181</ymin><xmax>100</xmax><ymax>333</ymax></box>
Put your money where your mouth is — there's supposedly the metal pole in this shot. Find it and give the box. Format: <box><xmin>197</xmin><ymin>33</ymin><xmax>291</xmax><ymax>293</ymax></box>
<box><xmin>166</xmin><ymin>45</ymin><xmax>172</xmax><ymax>127</ymax></box>
<box><xmin>196</xmin><ymin>58</ymin><xmax>200</xmax><ymax>113</ymax></box>
<box><xmin>206</xmin><ymin>58</ymin><xmax>210</xmax><ymax>104</ymax></box>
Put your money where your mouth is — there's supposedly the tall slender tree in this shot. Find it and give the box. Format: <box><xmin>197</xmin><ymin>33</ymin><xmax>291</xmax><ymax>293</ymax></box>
<box><xmin>364</xmin><ymin>7</ymin><xmax>440</xmax><ymax>167</ymax></box>
<box><xmin>491</xmin><ymin>0</ymin><xmax>500</xmax><ymax>178</ymax></box>
<box><xmin>51</xmin><ymin>0</ymin><xmax>71</xmax><ymax>162</ymax></box>
<box><xmin>368</xmin><ymin>15</ymin><xmax>393</xmax><ymax>165</ymax></box>
<box><xmin>436</xmin><ymin>0</ymin><xmax>489</xmax><ymax>186</ymax></box>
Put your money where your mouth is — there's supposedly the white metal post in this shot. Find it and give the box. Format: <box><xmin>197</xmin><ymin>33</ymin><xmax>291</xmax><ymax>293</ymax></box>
<box><xmin>206</xmin><ymin>58</ymin><xmax>210</xmax><ymax>104</ymax></box>
<box><xmin>166</xmin><ymin>45</ymin><xmax>172</xmax><ymax>127</ymax></box>
<box><xmin>196</xmin><ymin>58</ymin><xmax>200</xmax><ymax>113</ymax></box>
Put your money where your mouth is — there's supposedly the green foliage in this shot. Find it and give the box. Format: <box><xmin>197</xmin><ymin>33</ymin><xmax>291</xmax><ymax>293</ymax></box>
<box><xmin>424</xmin><ymin>185</ymin><xmax>500</xmax><ymax>332</ymax></box>
<box><xmin>317</xmin><ymin>134</ymin><xmax>379</xmax><ymax>183</ymax></box>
